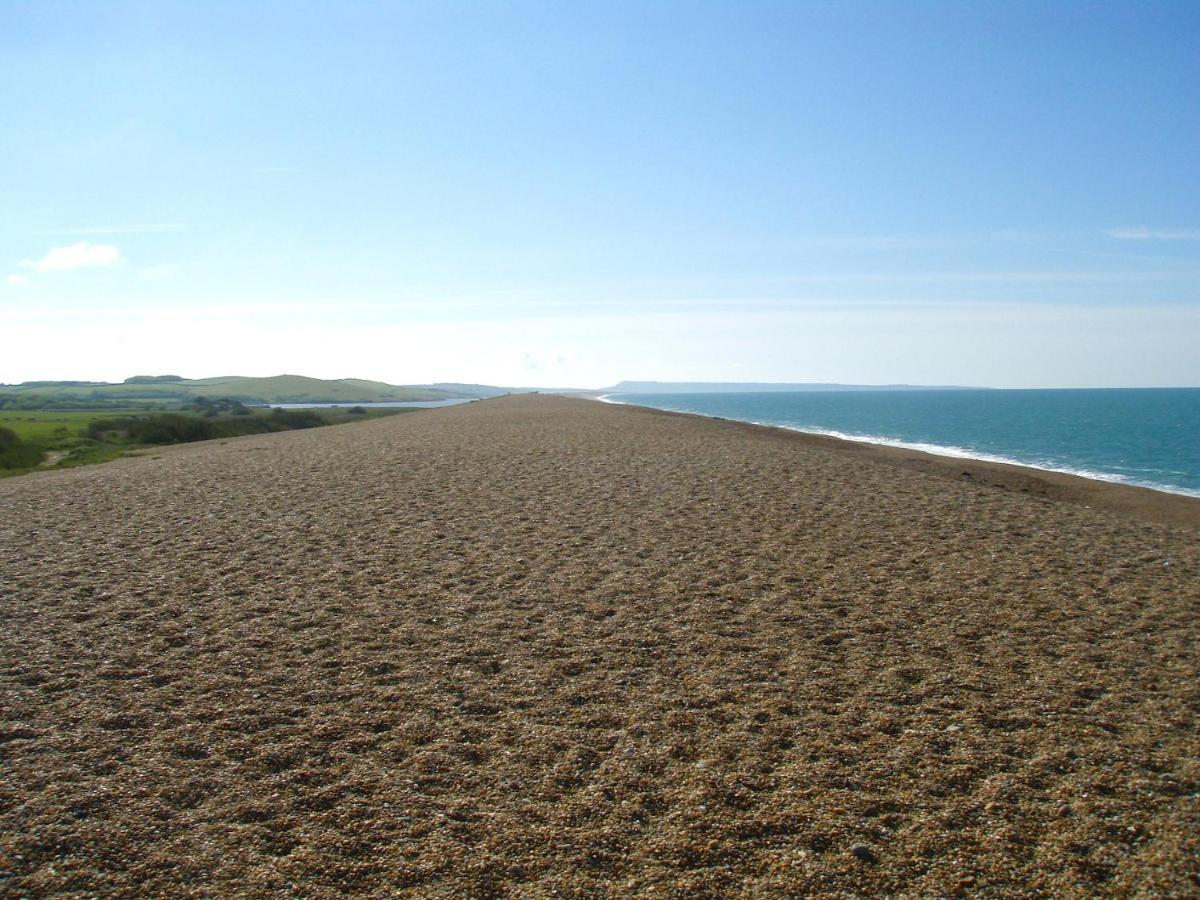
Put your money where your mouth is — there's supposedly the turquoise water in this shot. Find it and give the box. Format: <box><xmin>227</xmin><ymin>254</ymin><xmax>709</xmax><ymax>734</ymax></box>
<box><xmin>605</xmin><ymin>389</ymin><xmax>1200</xmax><ymax>497</ymax></box>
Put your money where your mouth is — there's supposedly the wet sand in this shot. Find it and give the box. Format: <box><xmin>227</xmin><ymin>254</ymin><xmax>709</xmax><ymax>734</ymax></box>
<box><xmin>2</xmin><ymin>394</ymin><xmax>1198</xmax><ymax>896</ymax></box>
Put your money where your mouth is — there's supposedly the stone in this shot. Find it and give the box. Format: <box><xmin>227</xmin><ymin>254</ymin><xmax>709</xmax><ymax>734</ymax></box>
<box><xmin>850</xmin><ymin>842</ymin><xmax>877</xmax><ymax>863</ymax></box>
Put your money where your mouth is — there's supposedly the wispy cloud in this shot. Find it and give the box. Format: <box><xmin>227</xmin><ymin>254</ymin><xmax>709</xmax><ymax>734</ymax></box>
<box><xmin>19</xmin><ymin>242</ymin><xmax>123</xmax><ymax>273</ymax></box>
<box><xmin>1106</xmin><ymin>227</ymin><xmax>1200</xmax><ymax>241</ymax></box>
<box><xmin>42</xmin><ymin>223</ymin><xmax>190</xmax><ymax>236</ymax></box>
<box><xmin>781</xmin><ymin>235</ymin><xmax>960</xmax><ymax>251</ymax></box>
<box><xmin>1044</xmin><ymin>245</ymin><xmax>1200</xmax><ymax>265</ymax></box>
<box><xmin>138</xmin><ymin>263</ymin><xmax>181</xmax><ymax>281</ymax></box>
<box><xmin>768</xmin><ymin>269</ymin><xmax>1196</xmax><ymax>285</ymax></box>
<box><xmin>5</xmin><ymin>274</ymin><xmax>28</xmax><ymax>287</ymax></box>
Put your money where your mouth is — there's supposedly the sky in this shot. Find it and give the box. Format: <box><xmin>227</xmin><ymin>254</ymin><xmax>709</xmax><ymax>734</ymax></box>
<box><xmin>2</xmin><ymin>0</ymin><xmax>1198</xmax><ymax>389</ymax></box>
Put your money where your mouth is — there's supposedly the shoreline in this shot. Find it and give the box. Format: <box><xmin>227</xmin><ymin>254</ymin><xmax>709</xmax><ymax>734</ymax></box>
<box><xmin>591</xmin><ymin>394</ymin><xmax>1200</xmax><ymax>529</ymax></box>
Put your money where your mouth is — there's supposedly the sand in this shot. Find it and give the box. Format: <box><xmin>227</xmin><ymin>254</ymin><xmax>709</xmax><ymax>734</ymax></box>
<box><xmin>1</xmin><ymin>394</ymin><xmax>1198</xmax><ymax>897</ymax></box>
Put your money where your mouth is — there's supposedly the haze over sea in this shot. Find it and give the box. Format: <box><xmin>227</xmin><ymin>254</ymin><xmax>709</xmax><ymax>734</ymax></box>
<box><xmin>606</xmin><ymin>389</ymin><xmax>1200</xmax><ymax>498</ymax></box>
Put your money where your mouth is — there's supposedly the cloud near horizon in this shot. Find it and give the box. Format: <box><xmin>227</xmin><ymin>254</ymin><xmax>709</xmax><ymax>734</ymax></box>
<box><xmin>18</xmin><ymin>242</ymin><xmax>123</xmax><ymax>273</ymax></box>
<box><xmin>1106</xmin><ymin>227</ymin><xmax>1200</xmax><ymax>241</ymax></box>
<box><xmin>2</xmin><ymin>300</ymin><xmax>1196</xmax><ymax>389</ymax></box>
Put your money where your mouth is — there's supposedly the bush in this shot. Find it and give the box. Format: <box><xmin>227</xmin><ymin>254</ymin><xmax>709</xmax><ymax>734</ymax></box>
<box><xmin>0</xmin><ymin>426</ymin><xmax>44</xmax><ymax>469</ymax></box>
<box><xmin>87</xmin><ymin>413</ymin><xmax>217</xmax><ymax>444</ymax></box>
<box><xmin>85</xmin><ymin>409</ymin><xmax>333</xmax><ymax>448</ymax></box>
<box><xmin>268</xmin><ymin>409</ymin><xmax>325</xmax><ymax>429</ymax></box>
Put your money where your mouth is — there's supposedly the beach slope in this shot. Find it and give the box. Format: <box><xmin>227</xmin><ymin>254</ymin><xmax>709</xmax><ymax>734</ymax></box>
<box><xmin>2</xmin><ymin>395</ymin><xmax>1197</xmax><ymax>895</ymax></box>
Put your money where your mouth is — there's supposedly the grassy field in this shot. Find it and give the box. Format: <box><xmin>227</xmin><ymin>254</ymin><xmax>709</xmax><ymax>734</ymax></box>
<box><xmin>0</xmin><ymin>410</ymin><xmax>146</xmax><ymax>472</ymax></box>
<box><xmin>0</xmin><ymin>410</ymin><xmax>146</xmax><ymax>443</ymax></box>
<box><xmin>0</xmin><ymin>407</ymin><xmax>412</xmax><ymax>477</ymax></box>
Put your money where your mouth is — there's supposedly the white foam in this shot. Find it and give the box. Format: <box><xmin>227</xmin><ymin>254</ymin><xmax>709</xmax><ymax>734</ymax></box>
<box><xmin>775</xmin><ymin>424</ymin><xmax>1200</xmax><ymax>494</ymax></box>
<box><xmin>604</xmin><ymin>397</ymin><xmax>1200</xmax><ymax>499</ymax></box>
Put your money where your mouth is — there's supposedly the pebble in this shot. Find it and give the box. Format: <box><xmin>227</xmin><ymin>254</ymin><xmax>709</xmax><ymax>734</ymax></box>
<box><xmin>849</xmin><ymin>843</ymin><xmax>877</xmax><ymax>863</ymax></box>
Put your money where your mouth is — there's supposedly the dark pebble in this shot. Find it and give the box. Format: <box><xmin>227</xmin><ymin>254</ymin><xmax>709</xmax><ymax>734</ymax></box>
<box><xmin>850</xmin><ymin>842</ymin><xmax>877</xmax><ymax>863</ymax></box>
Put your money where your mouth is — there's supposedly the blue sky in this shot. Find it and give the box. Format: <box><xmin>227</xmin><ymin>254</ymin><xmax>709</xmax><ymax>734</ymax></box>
<box><xmin>2</xmin><ymin>0</ymin><xmax>1198</xmax><ymax>387</ymax></box>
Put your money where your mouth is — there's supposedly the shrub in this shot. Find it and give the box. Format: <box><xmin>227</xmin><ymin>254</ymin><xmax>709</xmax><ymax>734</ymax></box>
<box><xmin>87</xmin><ymin>414</ymin><xmax>215</xmax><ymax>444</ymax></box>
<box><xmin>0</xmin><ymin>426</ymin><xmax>44</xmax><ymax>469</ymax></box>
<box><xmin>268</xmin><ymin>409</ymin><xmax>325</xmax><ymax>429</ymax></box>
<box><xmin>86</xmin><ymin>409</ymin><xmax>336</xmax><ymax>447</ymax></box>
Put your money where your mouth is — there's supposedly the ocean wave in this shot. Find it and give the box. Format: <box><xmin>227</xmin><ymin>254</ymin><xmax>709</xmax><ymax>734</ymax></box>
<box><xmin>761</xmin><ymin>423</ymin><xmax>1200</xmax><ymax>498</ymax></box>
<box><xmin>602</xmin><ymin>396</ymin><xmax>1200</xmax><ymax>499</ymax></box>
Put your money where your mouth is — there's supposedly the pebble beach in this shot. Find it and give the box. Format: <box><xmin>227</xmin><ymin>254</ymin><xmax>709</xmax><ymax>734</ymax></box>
<box><xmin>2</xmin><ymin>394</ymin><xmax>1198</xmax><ymax>896</ymax></box>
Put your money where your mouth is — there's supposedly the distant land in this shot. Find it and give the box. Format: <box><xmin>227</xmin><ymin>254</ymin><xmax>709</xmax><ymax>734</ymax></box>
<box><xmin>602</xmin><ymin>381</ymin><xmax>980</xmax><ymax>394</ymax></box>
<box><xmin>428</xmin><ymin>383</ymin><xmax>551</xmax><ymax>399</ymax></box>
<box><xmin>0</xmin><ymin>375</ymin><xmax>983</xmax><ymax>409</ymax></box>
<box><xmin>0</xmin><ymin>375</ymin><xmax>523</xmax><ymax>408</ymax></box>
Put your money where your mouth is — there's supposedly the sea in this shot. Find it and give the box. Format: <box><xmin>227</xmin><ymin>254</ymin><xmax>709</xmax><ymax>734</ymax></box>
<box><xmin>602</xmin><ymin>389</ymin><xmax>1200</xmax><ymax>498</ymax></box>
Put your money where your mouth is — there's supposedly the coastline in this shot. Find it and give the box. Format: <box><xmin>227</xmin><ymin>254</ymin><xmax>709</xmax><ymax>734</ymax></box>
<box><xmin>597</xmin><ymin>394</ymin><xmax>1200</xmax><ymax>528</ymax></box>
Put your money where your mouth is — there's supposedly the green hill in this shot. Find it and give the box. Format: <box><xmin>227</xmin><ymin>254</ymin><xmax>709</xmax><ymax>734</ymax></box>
<box><xmin>0</xmin><ymin>375</ymin><xmax>477</xmax><ymax>408</ymax></box>
<box><xmin>177</xmin><ymin>375</ymin><xmax>461</xmax><ymax>403</ymax></box>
